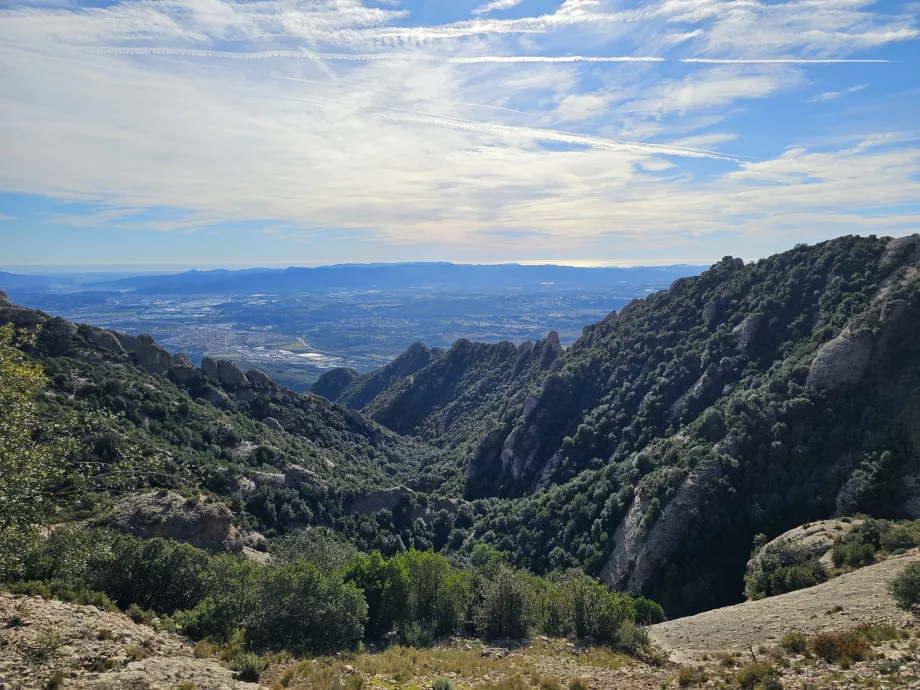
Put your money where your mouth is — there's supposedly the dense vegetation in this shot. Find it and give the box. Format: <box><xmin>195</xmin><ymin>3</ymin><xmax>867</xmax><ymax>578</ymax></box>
<box><xmin>13</xmin><ymin>528</ymin><xmax>663</xmax><ymax>655</ymax></box>
<box><xmin>3</xmin><ymin>233</ymin><xmax>920</xmax><ymax>619</ymax></box>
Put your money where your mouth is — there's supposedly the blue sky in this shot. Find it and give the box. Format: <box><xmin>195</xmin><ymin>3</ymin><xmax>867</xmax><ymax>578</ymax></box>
<box><xmin>0</xmin><ymin>0</ymin><xmax>918</xmax><ymax>269</ymax></box>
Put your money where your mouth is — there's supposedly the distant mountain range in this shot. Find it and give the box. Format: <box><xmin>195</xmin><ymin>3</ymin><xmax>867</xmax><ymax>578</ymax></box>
<box><xmin>86</xmin><ymin>263</ymin><xmax>704</xmax><ymax>295</ymax></box>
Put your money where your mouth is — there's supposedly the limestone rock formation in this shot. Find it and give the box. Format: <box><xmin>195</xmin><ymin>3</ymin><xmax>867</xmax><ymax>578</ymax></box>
<box><xmin>263</xmin><ymin>416</ymin><xmax>284</xmax><ymax>432</ymax></box>
<box><xmin>171</xmin><ymin>352</ymin><xmax>194</xmax><ymax>368</ymax></box>
<box><xmin>86</xmin><ymin>327</ymin><xmax>126</xmax><ymax>355</ymax></box>
<box><xmin>311</xmin><ymin>366</ymin><xmax>359</xmax><ymax>402</ymax></box>
<box><xmin>806</xmin><ymin>328</ymin><xmax>873</xmax><ymax>390</ymax></box>
<box><xmin>602</xmin><ymin>460</ymin><xmax>725</xmax><ymax>593</ymax></box>
<box><xmin>134</xmin><ymin>334</ymin><xmax>173</xmax><ymax>373</ymax></box>
<box><xmin>284</xmin><ymin>464</ymin><xmax>326</xmax><ymax>489</ymax></box>
<box><xmin>746</xmin><ymin>519</ymin><xmax>860</xmax><ymax>575</ymax></box>
<box><xmin>201</xmin><ymin>356</ymin><xmax>220</xmax><ymax>380</ymax></box>
<box><xmin>217</xmin><ymin>359</ymin><xmax>249</xmax><ymax>387</ymax></box>
<box><xmin>97</xmin><ymin>491</ymin><xmax>242</xmax><ymax>554</ymax></box>
<box><xmin>0</xmin><ymin>288</ymin><xmax>11</xmax><ymax>307</ymax></box>
<box><xmin>246</xmin><ymin>368</ymin><xmax>273</xmax><ymax>385</ymax></box>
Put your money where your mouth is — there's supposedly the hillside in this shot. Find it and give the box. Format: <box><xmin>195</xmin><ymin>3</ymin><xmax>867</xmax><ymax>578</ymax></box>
<box><xmin>5</xmin><ymin>550</ymin><xmax>920</xmax><ymax>689</ymax></box>
<box><xmin>330</xmin><ymin>234</ymin><xmax>920</xmax><ymax>614</ymax></box>
<box><xmin>4</xmin><ymin>234</ymin><xmax>920</xmax><ymax>618</ymax></box>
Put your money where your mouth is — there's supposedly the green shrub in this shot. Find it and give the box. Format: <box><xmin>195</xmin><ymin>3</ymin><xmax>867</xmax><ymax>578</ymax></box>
<box><xmin>231</xmin><ymin>652</ymin><xmax>267</xmax><ymax>682</ymax></box>
<box><xmin>759</xmin><ymin>674</ymin><xmax>783</xmax><ymax>690</ymax></box>
<box><xmin>476</xmin><ymin>566</ymin><xmax>537</xmax><ymax>640</ymax></box>
<box><xmin>744</xmin><ymin>539</ymin><xmax>827</xmax><ymax>599</ymax></box>
<box><xmin>432</xmin><ymin>677</ymin><xmax>455</xmax><ymax>690</ymax></box>
<box><xmin>345</xmin><ymin>551</ymin><xmax>410</xmax><ymax>641</ymax></box>
<box><xmin>246</xmin><ymin>561</ymin><xmax>367</xmax><ymax>653</ymax></box>
<box><xmin>734</xmin><ymin>662</ymin><xmax>774</xmax><ymax>690</ymax></box>
<box><xmin>557</xmin><ymin>571</ymin><xmax>634</xmax><ymax>645</ymax></box>
<box><xmin>890</xmin><ymin>562</ymin><xmax>920</xmax><ymax>614</ymax></box>
<box><xmin>779</xmin><ymin>630</ymin><xmax>807</xmax><ymax>654</ymax></box>
<box><xmin>633</xmin><ymin>597</ymin><xmax>666</xmax><ymax>625</ymax></box>
<box><xmin>616</xmin><ymin>619</ymin><xmax>648</xmax><ymax>653</ymax></box>
<box><xmin>402</xmin><ymin>620</ymin><xmax>435</xmax><ymax>648</ymax></box>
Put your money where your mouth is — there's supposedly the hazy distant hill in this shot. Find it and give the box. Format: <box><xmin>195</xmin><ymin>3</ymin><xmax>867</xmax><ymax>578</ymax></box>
<box><xmin>90</xmin><ymin>262</ymin><xmax>703</xmax><ymax>294</ymax></box>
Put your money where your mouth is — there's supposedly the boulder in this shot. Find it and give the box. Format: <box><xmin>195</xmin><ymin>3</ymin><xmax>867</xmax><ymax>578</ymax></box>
<box><xmin>171</xmin><ymin>353</ymin><xmax>195</xmax><ymax>368</ymax></box>
<box><xmin>87</xmin><ymin>327</ymin><xmax>125</xmax><ymax>355</ymax></box>
<box><xmin>246</xmin><ymin>368</ymin><xmax>273</xmax><ymax>385</ymax></box>
<box><xmin>806</xmin><ymin>329</ymin><xmax>873</xmax><ymax>391</ymax></box>
<box><xmin>250</xmin><ymin>471</ymin><xmax>286</xmax><ymax>488</ymax></box>
<box><xmin>217</xmin><ymin>359</ymin><xmax>248</xmax><ymax>387</ymax></box>
<box><xmin>135</xmin><ymin>334</ymin><xmax>172</xmax><ymax>373</ymax></box>
<box><xmin>113</xmin><ymin>332</ymin><xmax>139</xmax><ymax>353</ymax></box>
<box><xmin>201</xmin><ymin>356</ymin><xmax>220</xmax><ymax>380</ymax></box>
<box><xmin>168</xmin><ymin>366</ymin><xmax>204</xmax><ymax>386</ymax></box>
<box><xmin>98</xmin><ymin>491</ymin><xmax>242</xmax><ymax>554</ymax></box>
<box><xmin>284</xmin><ymin>464</ymin><xmax>326</xmax><ymax>489</ymax></box>
<box><xmin>263</xmin><ymin>416</ymin><xmax>284</xmax><ymax>432</ymax></box>
<box><xmin>731</xmin><ymin>314</ymin><xmax>762</xmax><ymax>351</ymax></box>
<box><xmin>201</xmin><ymin>386</ymin><xmax>231</xmax><ymax>408</ymax></box>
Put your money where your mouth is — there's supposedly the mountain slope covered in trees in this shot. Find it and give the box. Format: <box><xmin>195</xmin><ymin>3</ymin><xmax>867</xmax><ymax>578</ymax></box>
<box><xmin>5</xmin><ymin>233</ymin><xmax>920</xmax><ymax>617</ymax></box>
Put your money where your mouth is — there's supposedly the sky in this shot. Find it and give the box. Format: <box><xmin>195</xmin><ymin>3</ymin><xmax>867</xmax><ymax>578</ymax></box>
<box><xmin>0</xmin><ymin>0</ymin><xmax>919</xmax><ymax>270</ymax></box>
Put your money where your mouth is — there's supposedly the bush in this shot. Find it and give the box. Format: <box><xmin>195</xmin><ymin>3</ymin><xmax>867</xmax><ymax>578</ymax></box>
<box><xmin>231</xmin><ymin>652</ymin><xmax>267</xmax><ymax>682</ymax></box>
<box><xmin>476</xmin><ymin>566</ymin><xmax>536</xmax><ymax>640</ymax></box>
<box><xmin>779</xmin><ymin>630</ymin><xmax>807</xmax><ymax>654</ymax></box>
<box><xmin>759</xmin><ymin>674</ymin><xmax>784</xmax><ymax>690</ymax></box>
<box><xmin>734</xmin><ymin>662</ymin><xmax>774</xmax><ymax>690</ymax></box>
<box><xmin>556</xmin><ymin>571</ymin><xmax>634</xmax><ymax>645</ymax></box>
<box><xmin>432</xmin><ymin>678</ymin><xmax>455</xmax><ymax>690</ymax></box>
<box><xmin>633</xmin><ymin>597</ymin><xmax>666</xmax><ymax>625</ymax></box>
<box><xmin>745</xmin><ymin>539</ymin><xmax>827</xmax><ymax>599</ymax></box>
<box><xmin>246</xmin><ymin>561</ymin><xmax>367</xmax><ymax>653</ymax></box>
<box><xmin>809</xmin><ymin>630</ymin><xmax>869</xmax><ymax>664</ymax></box>
<box><xmin>616</xmin><ymin>619</ymin><xmax>649</xmax><ymax>653</ymax></box>
<box><xmin>890</xmin><ymin>562</ymin><xmax>920</xmax><ymax>614</ymax></box>
<box><xmin>676</xmin><ymin>666</ymin><xmax>704</xmax><ymax>687</ymax></box>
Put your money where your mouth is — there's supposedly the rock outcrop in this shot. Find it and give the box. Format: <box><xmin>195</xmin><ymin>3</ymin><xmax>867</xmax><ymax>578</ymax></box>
<box><xmin>0</xmin><ymin>288</ymin><xmax>11</xmax><ymax>307</ymax></box>
<box><xmin>134</xmin><ymin>334</ymin><xmax>173</xmax><ymax>373</ymax></box>
<box><xmin>98</xmin><ymin>491</ymin><xmax>242</xmax><ymax>554</ymax></box>
<box><xmin>217</xmin><ymin>359</ymin><xmax>249</xmax><ymax>387</ymax></box>
<box><xmin>201</xmin><ymin>356</ymin><xmax>220</xmax><ymax>380</ymax></box>
<box><xmin>806</xmin><ymin>328</ymin><xmax>873</xmax><ymax>390</ymax></box>
<box><xmin>746</xmin><ymin>519</ymin><xmax>860</xmax><ymax>575</ymax></box>
<box><xmin>0</xmin><ymin>593</ymin><xmax>263</xmax><ymax>689</ymax></box>
<box><xmin>263</xmin><ymin>416</ymin><xmax>284</xmax><ymax>432</ymax></box>
<box><xmin>602</xmin><ymin>459</ymin><xmax>725</xmax><ymax>593</ymax></box>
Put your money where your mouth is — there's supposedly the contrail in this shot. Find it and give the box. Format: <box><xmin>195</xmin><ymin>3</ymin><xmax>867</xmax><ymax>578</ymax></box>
<box><xmin>372</xmin><ymin>112</ymin><xmax>741</xmax><ymax>161</ymax></box>
<box><xmin>92</xmin><ymin>48</ymin><xmax>891</xmax><ymax>64</ymax></box>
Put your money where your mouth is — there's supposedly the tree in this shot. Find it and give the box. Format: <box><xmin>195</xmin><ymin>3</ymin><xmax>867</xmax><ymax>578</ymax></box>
<box><xmin>0</xmin><ymin>325</ymin><xmax>76</xmax><ymax>577</ymax></box>
<box><xmin>890</xmin><ymin>562</ymin><xmax>920</xmax><ymax>614</ymax></box>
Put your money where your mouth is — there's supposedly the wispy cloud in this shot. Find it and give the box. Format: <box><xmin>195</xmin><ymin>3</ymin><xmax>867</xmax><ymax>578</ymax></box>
<box><xmin>809</xmin><ymin>84</ymin><xmax>868</xmax><ymax>102</ymax></box>
<box><xmin>0</xmin><ymin>0</ymin><xmax>918</xmax><ymax>264</ymax></box>
<box><xmin>472</xmin><ymin>0</ymin><xmax>525</xmax><ymax>17</ymax></box>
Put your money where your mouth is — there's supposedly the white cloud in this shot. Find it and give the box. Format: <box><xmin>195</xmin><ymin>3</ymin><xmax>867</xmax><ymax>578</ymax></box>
<box><xmin>809</xmin><ymin>83</ymin><xmax>867</xmax><ymax>102</ymax></box>
<box><xmin>472</xmin><ymin>0</ymin><xmax>525</xmax><ymax>17</ymax></box>
<box><xmin>0</xmin><ymin>0</ymin><xmax>918</xmax><ymax>261</ymax></box>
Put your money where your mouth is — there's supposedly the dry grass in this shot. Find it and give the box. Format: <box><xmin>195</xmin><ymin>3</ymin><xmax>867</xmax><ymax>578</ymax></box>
<box><xmin>273</xmin><ymin>644</ymin><xmax>538</xmax><ymax>689</ymax></box>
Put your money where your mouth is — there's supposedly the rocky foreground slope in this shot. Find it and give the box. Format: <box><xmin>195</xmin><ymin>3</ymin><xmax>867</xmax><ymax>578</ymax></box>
<box><xmin>4</xmin><ymin>549</ymin><xmax>920</xmax><ymax>689</ymax></box>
